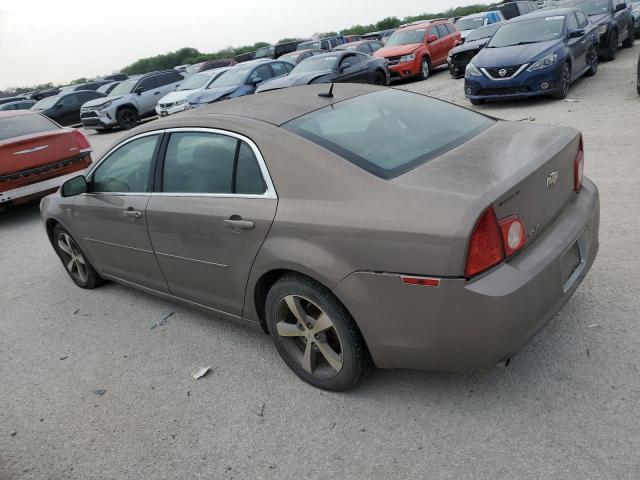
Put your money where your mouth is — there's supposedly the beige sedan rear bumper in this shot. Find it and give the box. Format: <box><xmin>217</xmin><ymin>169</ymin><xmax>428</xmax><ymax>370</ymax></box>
<box><xmin>334</xmin><ymin>179</ymin><xmax>600</xmax><ymax>371</ymax></box>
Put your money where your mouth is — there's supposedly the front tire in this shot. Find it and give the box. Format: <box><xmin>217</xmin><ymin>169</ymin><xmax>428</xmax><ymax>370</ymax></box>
<box><xmin>116</xmin><ymin>107</ymin><xmax>138</xmax><ymax>130</ymax></box>
<box><xmin>418</xmin><ymin>57</ymin><xmax>431</xmax><ymax>80</ymax></box>
<box><xmin>469</xmin><ymin>98</ymin><xmax>484</xmax><ymax>105</ymax></box>
<box><xmin>53</xmin><ymin>225</ymin><xmax>103</xmax><ymax>289</ymax></box>
<box><xmin>265</xmin><ymin>274</ymin><xmax>371</xmax><ymax>391</ymax></box>
<box><xmin>552</xmin><ymin>62</ymin><xmax>572</xmax><ymax>99</ymax></box>
<box><xmin>585</xmin><ymin>45</ymin><xmax>599</xmax><ymax>77</ymax></box>
<box><xmin>622</xmin><ymin>23</ymin><xmax>635</xmax><ymax>48</ymax></box>
<box><xmin>373</xmin><ymin>70</ymin><xmax>387</xmax><ymax>86</ymax></box>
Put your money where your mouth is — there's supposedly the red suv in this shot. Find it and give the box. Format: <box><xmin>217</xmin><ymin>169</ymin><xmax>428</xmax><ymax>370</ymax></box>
<box><xmin>374</xmin><ymin>19</ymin><xmax>461</xmax><ymax>81</ymax></box>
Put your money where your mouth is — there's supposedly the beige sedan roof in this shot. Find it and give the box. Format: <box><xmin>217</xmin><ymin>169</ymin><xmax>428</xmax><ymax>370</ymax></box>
<box><xmin>181</xmin><ymin>83</ymin><xmax>383</xmax><ymax>126</ymax></box>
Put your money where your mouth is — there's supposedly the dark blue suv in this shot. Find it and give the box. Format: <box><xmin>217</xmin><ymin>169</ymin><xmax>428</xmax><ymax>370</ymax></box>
<box><xmin>464</xmin><ymin>8</ymin><xmax>600</xmax><ymax>104</ymax></box>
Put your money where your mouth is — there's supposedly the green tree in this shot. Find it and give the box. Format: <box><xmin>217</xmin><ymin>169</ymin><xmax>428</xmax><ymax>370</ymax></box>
<box><xmin>376</xmin><ymin>16</ymin><xmax>401</xmax><ymax>30</ymax></box>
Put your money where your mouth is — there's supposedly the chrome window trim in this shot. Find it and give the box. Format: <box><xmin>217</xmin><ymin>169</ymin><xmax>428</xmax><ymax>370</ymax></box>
<box><xmin>155</xmin><ymin>127</ymin><xmax>277</xmax><ymax>199</ymax></box>
<box><xmin>85</xmin><ymin>130</ymin><xmax>163</xmax><ymax>179</ymax></box>
<box><xmin>84</xmin><ymin>127</ymin><xmax>278</xmax><ymax>200</ymax></box>
<box><xmin>480</xmin><ymin>63</ymin><xmax>529</xmax><ymax>80</ymax></box>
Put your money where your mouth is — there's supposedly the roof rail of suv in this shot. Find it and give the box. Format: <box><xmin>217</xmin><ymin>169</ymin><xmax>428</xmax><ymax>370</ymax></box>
<box><xmin>399</xmin><ymin>20</ymin><xmax>433</xmax><ymax>28</ymax></box>
<box><xmin>399</xmin><ymin>18</ymin><xmax>449</xmax><ymax>28</ymax></box>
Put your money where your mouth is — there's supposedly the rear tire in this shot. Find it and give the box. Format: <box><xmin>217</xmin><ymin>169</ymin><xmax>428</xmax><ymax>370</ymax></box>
<box><xmin>116</xmin><ymin>108</ymin><xmax>138</xmax><ymax>130</ymax></box>
<box><xmin>552</xmin><ymin>62</ymin><xmax>571</xmax><ymax>99</ymax></box>
<box><xmin>602</xmin><ymin>30</ymin><xmax>618</xmax><ymax>61</ymax></box>
<box><xmin>52</xmin><ymin>225</ymin><xmax>104</xmax><ymax>289</ymax></box>
<box><xmin>418</xmin><ymin>57</ymin><xmax>431</xmax><ymax>80</ymax></box>
<box><xmin>373</xmin><ymin>70</ymin><xmax>387</xmax><ymax>86</ymax></box>
<box><xmin>622</xmin><ymin>23</ymin><xmax>635</xmax><ymax>48</ymax></box>
<box><xmin>265</xmin><ymin>274</ymin><xmax>371</xmax><ymax>391</ymax></box>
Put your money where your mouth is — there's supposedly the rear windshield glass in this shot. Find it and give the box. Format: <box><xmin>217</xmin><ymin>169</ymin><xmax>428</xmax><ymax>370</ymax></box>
<box><xmin>293</xmin><ymin>55</ymin><xmax>339</xmax><ymax>73</ymax></box>
<box><xmin>0</xmin><ymin>114</ymin><xmax>58</xmax><ymax>141</ymax></box>
<box><xmin>466</xmin><ymin>22</ymin><xmax>502</xmax><ymax>42</ymax></box>
<box><xmin>284</xmin><ymin>89</ymin><xmax>494</xmax><ymax>179</ymax></box>
<box><xmin>456</xmin><ymin>16</ymin><xmax>485</xmax><ymax>31</ymax></box>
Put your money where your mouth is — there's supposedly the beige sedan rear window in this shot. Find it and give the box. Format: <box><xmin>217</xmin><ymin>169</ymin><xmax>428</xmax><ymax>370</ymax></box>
<box><xmin>284</xmin><ymin>89</ymin><xmax>494</xmax><ymax>179</ymax></box>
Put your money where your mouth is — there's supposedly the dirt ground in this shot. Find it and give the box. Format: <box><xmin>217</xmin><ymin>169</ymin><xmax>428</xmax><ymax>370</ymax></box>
<box><xmin>1</xmin><ymin>45</ymin><xmax>639</xmax><ymax>479</ymax></box>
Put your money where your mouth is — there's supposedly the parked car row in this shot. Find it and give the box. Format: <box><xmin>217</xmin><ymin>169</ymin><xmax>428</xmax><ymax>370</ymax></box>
<box><xmin>5</xmin><ymin>0</ymin><xmax>635</xmax><ymax>132</ymax></box>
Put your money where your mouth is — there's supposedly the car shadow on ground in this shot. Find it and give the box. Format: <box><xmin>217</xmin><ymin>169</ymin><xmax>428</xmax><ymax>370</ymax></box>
<box><xmin>0</xmin><ymin>201</ymin><xmax>41</xmax><ymax>228</ymax></box>
<box><xmin>98</xmin><ymin>274</ymin><xmax>583</xmax><ymax>402</ymax></box>
<box><xmin>390</xmin><ymin>64</ymin><xmax>451</xmax><ymax>88</ymax></box>
<box><xmin>472</xmin><ymin>74</ymin><xmax>592</xmax><ymax>114</ymax></box>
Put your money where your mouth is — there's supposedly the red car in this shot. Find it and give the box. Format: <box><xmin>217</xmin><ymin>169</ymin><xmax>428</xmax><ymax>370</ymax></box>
<box><xmin>374</xmin><ymin>19</ymin><xmax>461</xmax><ymax>81</ymax></box>
<box><xmin>0</xmin><ymin>110</ymin><xmax>92</xmax><ymax>208</ymax></box>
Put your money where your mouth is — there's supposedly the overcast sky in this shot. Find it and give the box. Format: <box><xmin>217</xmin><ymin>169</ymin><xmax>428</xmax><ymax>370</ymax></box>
<box><xmin>0</xmin><ymin>0</ymin><xmax>480</xmax><ymax>90</ymax></box>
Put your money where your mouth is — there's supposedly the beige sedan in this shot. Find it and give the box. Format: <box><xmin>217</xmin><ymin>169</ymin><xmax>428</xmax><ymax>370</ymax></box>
<box><xmin>41</xmin><ymin>84</ymin><xmax>599</xmax><ymax>390</ymax></box>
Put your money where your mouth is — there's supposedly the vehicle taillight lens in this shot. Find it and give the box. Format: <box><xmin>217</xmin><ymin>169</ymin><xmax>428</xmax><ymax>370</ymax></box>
<box><xmin>574</xmin><ymin>138</ymin><xmax>584</xmax><ymax>192</ymax></box>
<box><xmin>465</xmin><ymin>207</ymin><xmax>504</xmax><ymax>278</ymax></box>
<box><xmin>498</xmin><ymin>215</ymin><xmax>526</xmax><ymax>257</ymax></box>
<box><xmin>73</xmin><ymin>130</ymin><xmax>91</xmax><ymax>151</ymax></box>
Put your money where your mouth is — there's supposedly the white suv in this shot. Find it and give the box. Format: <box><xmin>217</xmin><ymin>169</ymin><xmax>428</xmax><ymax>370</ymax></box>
<box><xmin>80</xmin><ymin>70</ymin><xmax>185</xmax><ymax>131</ymax></box>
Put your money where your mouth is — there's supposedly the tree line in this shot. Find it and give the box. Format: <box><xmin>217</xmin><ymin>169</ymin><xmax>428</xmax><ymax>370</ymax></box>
<box><xmin>1</xmin><ymin>4</ymin><xmax>488</xmax><ymax>95</ymax></box>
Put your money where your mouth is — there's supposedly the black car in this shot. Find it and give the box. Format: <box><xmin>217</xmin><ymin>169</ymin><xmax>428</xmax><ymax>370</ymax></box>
<box><xmin>100</xmin><ymin>73</ymin><xmax>128</xmax><ymax>82</ymax></box>
<box><xmin>279</xmin><ymin>49</ymin><xmax>325</xmax><ymax>64</ymax></box>
<box><xmin>0</xmin><ymin>96</ymin><xmax>27</xmax><ymax>106</ymax></box>
<box><xmin>255</xmin><ymin>51</ymin><xmax>389</xmax><ymax>93</ymax></box>
<box><xmin>489</xmin><ymin>1</ymin><xmax>538</xmax><ymax>19</ymax></box>
<box><xmin>31</xmin><ymin>90</ymin><xmax>105</xmax><ymax>126</ymax></box>
<box><xmin>255</xmin><ymin>40</ymin><xmax>306</xmax><ymax>60</ymax></box>
<box><xmin>0</xmin><ymin>99</ymin><xmax>36</xmax><ymax>111</ymax></box>
<box><xmin>333</xmin><ymin>40</ymin><xmax>384</xmax><ymax>55</ymax></box>
<box><xmin>234</xmin><ymin>51</ymin><xmax>256</xmax><ymax>63</ymax></box>
<box><xmin>560</xmin><ymin>0</ymin><xmax>635</xmax><ymax>60</ymax></box>
<box><xmin>448</xmin><ymin>22</ymin><xmax>504</xmax><ymax>78</ymax></box>
<box><xmin>29</xmin><ymin>89</ymin><xmax>60</xmax><ymax>101</ymax></box>
<box><xmin>59</xmin><ymin>81</ymin><xmax>109</xmax><ymax>94</ymax></box>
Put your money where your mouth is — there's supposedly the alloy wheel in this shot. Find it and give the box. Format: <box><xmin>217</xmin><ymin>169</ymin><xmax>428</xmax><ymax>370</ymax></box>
<box><xmin>275</xmin><ymin>295</ymin><xmax>343</xmax><ymax>379</ymax></box>
<box><xmin>588</xmin><ymin>47</ymin><xmax>599</xmax><ymax>74</ymax></box>
<box><xmin>57</xmin><ymin>233</ymin><xmax>88</xmax><ymax>284</ymax></box>
<box><xmin>562</xmin><ymin>64</ymin><xmax>571</xmax><ymax>96</ymax></box>
<box><xmin>122</xmin><ymin>111</ymin><xmax>136</xmax><ymax>128</ymax></box>
<box><xmin>422</xmin><ymin>59</ymin><xmax>430</xmax><ymax>79</ymax></box>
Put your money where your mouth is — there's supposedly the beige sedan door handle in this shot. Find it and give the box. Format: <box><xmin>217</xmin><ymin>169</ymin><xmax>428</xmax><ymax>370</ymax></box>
<box><xmin>223</xmin><ymin>216</ymin><xmax>255</xmax><ymax>231</ymax></box>
<box><xmin>122</xmin><ymin>209</ymin><xmax>143</xmax><ymax>219</ymax></box>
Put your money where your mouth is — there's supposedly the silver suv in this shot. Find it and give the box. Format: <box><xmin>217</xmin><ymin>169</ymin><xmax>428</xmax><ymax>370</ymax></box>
<box><xmin>80</xmin><ymin>71</ymin><xmax>185</xmax><ymax>131</ymax></box>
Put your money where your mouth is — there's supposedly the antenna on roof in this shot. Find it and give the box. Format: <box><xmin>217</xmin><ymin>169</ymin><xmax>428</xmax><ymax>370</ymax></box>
<box><xmin>318</xmin><ymin>83</ymin><xmax>334</xmax><ymax>98</ymax></box>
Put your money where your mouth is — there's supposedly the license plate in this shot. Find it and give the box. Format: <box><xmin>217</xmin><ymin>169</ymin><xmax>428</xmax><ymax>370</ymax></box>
<box><xmin>561</xmin><ymin>242</ymin><xmax>581</xmax><ymax>286</ymax></box>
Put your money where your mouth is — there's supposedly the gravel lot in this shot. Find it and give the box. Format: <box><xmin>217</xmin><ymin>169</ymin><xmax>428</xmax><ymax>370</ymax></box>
<box><xmin>1</xmin><ymin>46</ymin><xmax>639</xmax><ymax>480</ymax></box>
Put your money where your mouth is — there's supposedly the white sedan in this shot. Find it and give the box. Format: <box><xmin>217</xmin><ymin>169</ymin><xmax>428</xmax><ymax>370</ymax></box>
<box><xmin>155</xmin><ymin>68</ymin><xmax>230</xmax><ymax>117</ymax></box>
